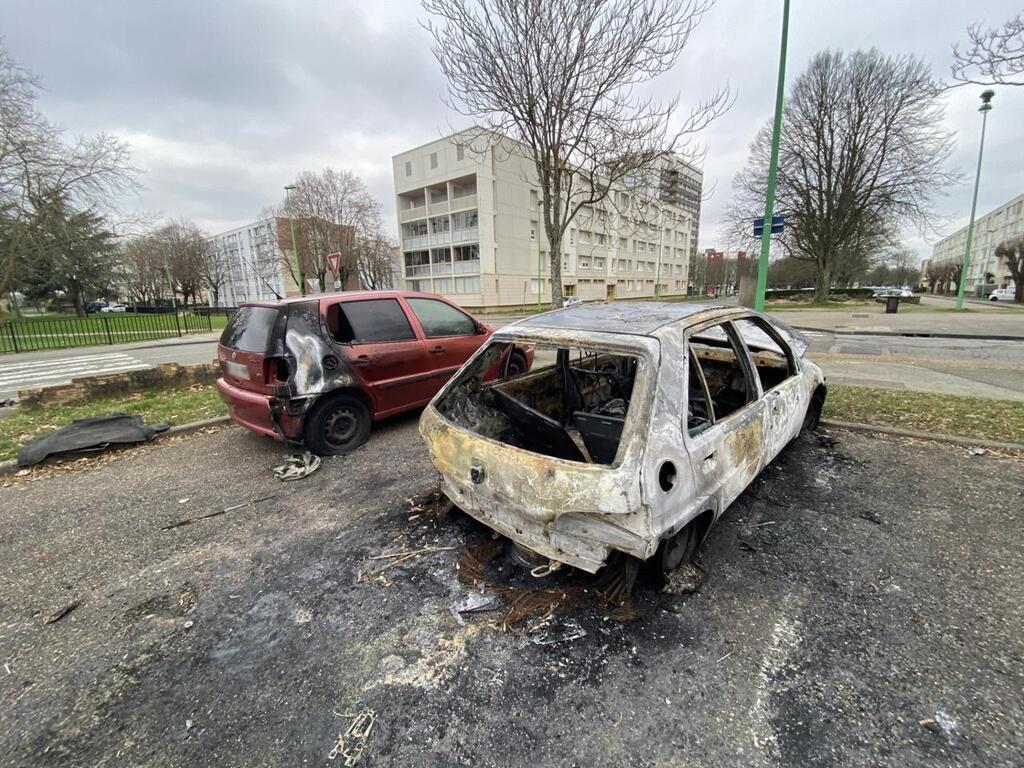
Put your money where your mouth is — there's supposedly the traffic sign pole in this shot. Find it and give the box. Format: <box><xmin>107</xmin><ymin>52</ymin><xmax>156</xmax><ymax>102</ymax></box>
<box><xmin>754</xmin><ymin>0</ymin><xmax>791</xmax><ymax>313</ymax></box>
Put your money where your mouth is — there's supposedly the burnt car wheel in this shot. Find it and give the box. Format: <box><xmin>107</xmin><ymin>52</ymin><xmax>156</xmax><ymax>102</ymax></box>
<box><xmin>645</xmin><ymin>523</ymin><xmax>698</xmax><ymax>581</ymax></box>
<box><xmin>802</xmin><ymin>388</ymin><xmax>825</xmax><ymax>433</ymax></box>
<box><xmin>304</xmin><ymin>395</ymin><xmax>371</xmax><ymax>455</ymax></box>
<box><xmin>506</xmin><ymin>350</ymin><xmax>528</xmax><ymax>377</ymax></box>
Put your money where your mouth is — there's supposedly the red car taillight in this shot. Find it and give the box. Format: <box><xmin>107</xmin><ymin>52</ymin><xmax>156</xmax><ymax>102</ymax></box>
<box><xmin>264</xmin><ymin>357</ymin><xmax>292</xmax><ymax>385</ymax></box>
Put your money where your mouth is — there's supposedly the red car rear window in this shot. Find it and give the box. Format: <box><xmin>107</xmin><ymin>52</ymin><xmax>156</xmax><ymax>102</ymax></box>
<box><xmin>220</xmin><ymin>306</ymin><xmax>280</xmax><ymax>352</ymax></box>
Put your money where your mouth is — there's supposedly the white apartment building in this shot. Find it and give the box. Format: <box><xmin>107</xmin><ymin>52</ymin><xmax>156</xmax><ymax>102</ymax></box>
<box><xmin>932</xmin><ymin>192</ymin><xmax>1024</xmax><ymax>294</ymax></box>
<box><xmin>208</xmin><ymin>220</ymin><xmax>289</xmax><ymax>306</ymax></box>
<box><xmin>392</xmin><ymin>130</ymin><xmax>697</xmax><ymax>309</ymax></box>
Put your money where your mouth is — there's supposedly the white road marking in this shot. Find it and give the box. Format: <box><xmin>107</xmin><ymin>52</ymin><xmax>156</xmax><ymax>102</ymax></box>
<box><xmin>0</xmin><ymin>353</ymin><xmax>150</xmax><ymax>397</ymax></box>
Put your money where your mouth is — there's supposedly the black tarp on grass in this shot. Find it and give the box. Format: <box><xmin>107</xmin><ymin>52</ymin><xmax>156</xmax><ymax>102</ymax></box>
<box><xmin>17</xmin><ymin>413</ymin><xmax>169</xmax><ymax>467</ymax></box>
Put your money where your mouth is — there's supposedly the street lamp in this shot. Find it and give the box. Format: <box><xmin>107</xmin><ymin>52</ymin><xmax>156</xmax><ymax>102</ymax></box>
<box><xmin>754</xmin><ymin>0</ymin><xmax>791</xmax><ymax>312</ymax></box>
<box><xmin>955</xmin><ymin>89</ymin><xmax>995</xmax><ymax>310</ymax></box>
<box><xmin>284</xmin><ymin>183</ymin><xmax>304</xmax><ymax>296</ymax></box>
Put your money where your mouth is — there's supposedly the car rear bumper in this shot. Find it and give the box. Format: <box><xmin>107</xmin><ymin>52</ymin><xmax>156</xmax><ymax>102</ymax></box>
<box><xmin>216</xmin><ymin>378</ymin><xmax>303</xmax><ymax>441</ymax></box>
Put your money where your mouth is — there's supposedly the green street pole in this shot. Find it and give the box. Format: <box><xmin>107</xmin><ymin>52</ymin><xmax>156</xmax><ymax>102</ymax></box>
<box><xmin>284</xmin><ymin>184</ymin><xmax>305</xmax><ymax>296</ymax></box>
<box><xmin>537</xmin><ymin>250</ymin><xmax>542</xmax><ymax>309</ymax></box>
<box><xmin>754</xmin><ymin>0</ymin><xmax>791</xmax><ymax>313</ymax></box>
<box><xmin>955</xmin><ymin>89</ymin><xmax>995</xmax><ymax>310</ymax></box>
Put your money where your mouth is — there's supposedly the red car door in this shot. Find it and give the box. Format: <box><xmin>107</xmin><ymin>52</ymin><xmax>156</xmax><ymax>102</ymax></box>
<box><xmin>322</xmin><ymin>296</ymin><xmax>435</xmax><ymax>416</ymax></box>
<box><xmin>402</xmin><ymin>296</ymin><xmax>490</xmax><ymax>394</ymax></box>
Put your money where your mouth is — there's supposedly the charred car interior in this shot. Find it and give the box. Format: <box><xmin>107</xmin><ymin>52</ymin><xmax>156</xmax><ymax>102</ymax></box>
<box><xmin>436</xmin><ymin>342</ymin><xmax>641</xmax><ymax>465</ymax></box>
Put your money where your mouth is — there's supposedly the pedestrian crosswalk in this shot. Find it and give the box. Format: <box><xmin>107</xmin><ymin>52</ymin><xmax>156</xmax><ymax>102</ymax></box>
<box><xmin>0</xmin><ymin>352</ymin><xmax>150</xmax><ymax>398</ymax></box>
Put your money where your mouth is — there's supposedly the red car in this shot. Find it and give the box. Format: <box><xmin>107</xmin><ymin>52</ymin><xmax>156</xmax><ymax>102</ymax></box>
<box><xmin>216</xmin><ymin>291</ymin><xmax>530</xmax><ymax>454</ymax></box>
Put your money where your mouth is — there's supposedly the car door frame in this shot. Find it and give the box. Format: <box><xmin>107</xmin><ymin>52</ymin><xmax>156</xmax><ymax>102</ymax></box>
<box><xmin>682</xmin><ymin>317</ymin><xmax>766</xmax><ymax>517</ymax></box>
<box><xmin>398</xmin><ymin>294</ymin><xmax>489</xmax><ymax>392</ymax></box>
<box><xmin>318</xmin><ymin>294</ymin><xmax>436</xmax><ymax>417</ymax></box>
<box><xmin>732</xmin><ymin>314</ymin><xmax>808</xmax><ymax>467</ymax></box>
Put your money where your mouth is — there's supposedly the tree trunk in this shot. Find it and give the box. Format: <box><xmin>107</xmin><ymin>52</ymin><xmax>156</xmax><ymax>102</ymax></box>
<box><xmin>212</xmin><ymin>287</ymin><xmax>220</xmax><ymax>307</ymax></box>
<box><xmin>73</xmin><ymin>284</ymin><xmax>87</xmax><ymax>318</ymax></box>
<box><xmin>813</xmin><ymin>262</ymin><xmax>831</xmax><ymax>303</ymax></box>
<box><xmin>8</xmin><ymin>291</ymin><xmax>22</xmax><ymax>320</ymax></box>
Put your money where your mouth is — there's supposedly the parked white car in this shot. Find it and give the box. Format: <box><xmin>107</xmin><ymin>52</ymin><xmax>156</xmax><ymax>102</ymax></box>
<box><xmin>100</xmin><ymin>303</ymin><xmax>128</xmax><ymax>313</ymax></box>
<box><xmin>419</xmin><ymin>303</ymin><xmax>826</xmax><ymax>580</ymax></box>
<box><xmin>989</xmin><ymin>288</ymin><xmax>1017</xmax><ymax>302</ymax></box>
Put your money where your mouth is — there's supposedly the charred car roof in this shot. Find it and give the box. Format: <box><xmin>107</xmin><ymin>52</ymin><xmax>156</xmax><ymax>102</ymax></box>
<box><xmin>506</xmin><ymin>302</ymin><xmax>809</xmax><ymax>356</ymax></box>
<box><xmin>515</xmin><ymin>302</ymin><xmax>742</xmax><ymax>336</ymax></box>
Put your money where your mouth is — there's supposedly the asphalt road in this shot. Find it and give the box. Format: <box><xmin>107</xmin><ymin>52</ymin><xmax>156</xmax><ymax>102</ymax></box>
<box><xmin>4</xmin><ymin>326</ymin><xmax>1023</xmax><ymax>401</ymax></box>
<box><xmin>1</xmin><ymin>421</ymin><xmax>1022</xmax><ymax>767</ymax></box>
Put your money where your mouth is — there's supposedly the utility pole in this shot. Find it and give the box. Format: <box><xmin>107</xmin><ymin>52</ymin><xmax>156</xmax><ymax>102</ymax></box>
<box><xmin>284</xmin><ymin>184</ymin><xmax>305</xmax><ymax>296</ymax></box>
<box><xmin>754</xmin><ymin>0</ymin><xmax>791</xmax><ymax>312</ymax></box>
<box><xmin>956</xmin><ymin>89</ymin><xmax>995</xmax><ymax>310</ymax></box>
<box><xmin>655</xmin><ymin>203</ymin><xmax>666</xmax><ymax>299</ymax></box>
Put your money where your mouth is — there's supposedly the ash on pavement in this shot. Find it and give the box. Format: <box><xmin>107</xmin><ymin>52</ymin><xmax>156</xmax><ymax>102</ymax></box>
<box><xmin>1</xmin><ymin>416</ymin><xmax>1022</xmax><ymax>767</ymax></box>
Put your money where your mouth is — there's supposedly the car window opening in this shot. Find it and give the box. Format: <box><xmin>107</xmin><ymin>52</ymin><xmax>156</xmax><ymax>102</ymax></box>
<box><xmin>435</xmin><ymin>341</ymin><xmax>639</xmax><ymax>465</ymax></box>
<box><xmin>734</xmin><ymin>318</ymin><xmax>796</xmax><ymax>391</ymax></box>
<box><xmin>688</xmin><ymin>323</ymin><xmax>755</xmax><ymax>425</ymax></box>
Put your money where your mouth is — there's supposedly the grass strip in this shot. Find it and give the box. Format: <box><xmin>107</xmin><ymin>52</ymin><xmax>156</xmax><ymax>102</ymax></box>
<box><xmin>823</xmin><ymin>384</ymin><xmax>1024</xmax><ymax>445</ymax></box>
<box><xmin>0</xmin><ymin>383</ymin><xmax>226</xmax><ymax>462</ymax></box>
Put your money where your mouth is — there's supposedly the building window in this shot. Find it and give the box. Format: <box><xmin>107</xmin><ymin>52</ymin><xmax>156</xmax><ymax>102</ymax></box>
<box><xmin>430</xmin><ymin>152</ymin><xmax>438</xmax><ymax>170</ymax></box>
<box><xmin>579</xmin><ymin>259</ymin><xmax>590</xmax><ymax>269</ymax></box>
<box><xmin>454</xmin><ymin>276</ymin><xmax>481</xmax><ymax>293</ymax></box>
<box><xmin>404</xmin><ymin>161</ymin><xmax>412</xmax><ymax>177</ymax></box>
<box><xmin>594</xmin><ymin>258</ymin><xmax>605</xmax><ymax>269</ymax></box>
<box><xmin>530</xmin><ymin>221</ymin><xmax>537</xmax><ymax>241</ymax></box>
<box><xmin>530</xmin><ymin>189</ymin><xmax>539</xmax><ymax>207</ymax></box>
<box><xmin>456</xmin><ymin>144</ymin><xmax>465</xmax><ymax>161</ymax></box>
<box><xmin>569</xmin><ymin>229</ymin><xmax>575</xmax><ymax>245</ymax></box>
<box><xmin>596</xmin><ymin>233</ymin><xmax>606</xmax><ymax>246</ymax></box>
<box><xmin>619</xmin><ymin>237</ymin><xmax>627</xmax><ymax>249</ymax></box>
<box><xmin>564</xmin><ymin>284</ymin><xmax>576</xmax><ymax>297</ymax></box>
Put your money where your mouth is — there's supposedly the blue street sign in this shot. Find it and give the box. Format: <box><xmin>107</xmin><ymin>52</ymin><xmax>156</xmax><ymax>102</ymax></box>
<box><xmin>753</xmin><ymin>215</ymin><xmax>785</xmax><ymax>237</ymax></box>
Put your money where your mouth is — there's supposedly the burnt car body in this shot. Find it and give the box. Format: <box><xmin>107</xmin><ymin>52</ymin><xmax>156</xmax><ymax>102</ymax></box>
<box><xmin>216</xmin><ymin>291</ymin><xmax>530</xmax><ymax>454</ymax></box>
<box><xmin>419</xmin><ymin>302</ymin><xmax>826</xmax><ymax>575</ymax></box>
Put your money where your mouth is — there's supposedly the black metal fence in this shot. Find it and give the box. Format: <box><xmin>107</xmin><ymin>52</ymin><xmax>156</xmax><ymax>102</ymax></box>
<box><xmin>0</xmin><ymin>311</ymin><xmax>215</xmax><ymax>354</ymax></box>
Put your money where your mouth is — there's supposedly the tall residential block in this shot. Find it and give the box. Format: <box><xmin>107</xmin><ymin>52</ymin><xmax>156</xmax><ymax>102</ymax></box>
<box><xmin>392</xmin><ymin>129</ymin><xmax>699</xmax><ymax>309</ymax></box>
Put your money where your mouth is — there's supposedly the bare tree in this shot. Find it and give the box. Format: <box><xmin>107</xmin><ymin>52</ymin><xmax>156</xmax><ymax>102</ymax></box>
<box><xmin>197</xmin><ymin>235</ymin><xmax>231</xmax><ymax>306</ymax></box>
<box><xmin>355</xmin><ymin>233</ymin><xmax>398</xmax><ymax>290</ymax></box>
<box><xmin>0</xmin><ymin>42</ymin><xmax>137</xmax><ymax>300</ymax></box>
<box><xmin>728</xmin><ymin>50</ymin><xmax>958</xmax><ymax>301</ymax></box>
<box><xmin>160</xmin><ymin>221</ymin><xmax>206</xmax><ymax>307</ymax></box>
<box><xmin>116</xmin><ymin>233</ymin><xmax>168</xmax><ymax>306</ymax></box>
<box><xmin>951</xmin><ymin>13</ymin><xmax>1024</xmax><ymax>87</ymax></box>
<box><xmin>271</xmin><ymin>169</ymin><xmax>382</xmax><ymax>292</ymax></box>
<box><xmin>422</xmin><ymin>0</ymin><xmax>727</xmax><ymax>306</ymax></box>
<box><xmin>995</xmin><ymin>236</ymin><xmax>1024</xmax><ymax>301</ymax></box>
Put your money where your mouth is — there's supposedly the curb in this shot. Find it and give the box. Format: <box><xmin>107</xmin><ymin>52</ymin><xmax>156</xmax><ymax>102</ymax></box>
<box><xmin>0</xmin><ymin>416</ymin><xmax>232</xmax><ymax>477</ymax></box>
<box><xmin>792</xmin><ymin>325</ymin><xmax>1024</xmax><ymax>342</ymax></box>
<box><xmin>820</xmin><ymin>418</ymin><xmax>1024</xmax><ymax>452</ymax></box>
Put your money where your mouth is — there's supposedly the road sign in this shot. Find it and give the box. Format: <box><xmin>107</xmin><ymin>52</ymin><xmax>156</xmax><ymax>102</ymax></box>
<box><xmin>326</xmin><ymin>252</ymin><xmax>342</xmax><ymax>277</ymax></box>
<box><xmin>753</xmin><ymin>215</ymin><xmax>785</xmax><ymax>237</ymax></box>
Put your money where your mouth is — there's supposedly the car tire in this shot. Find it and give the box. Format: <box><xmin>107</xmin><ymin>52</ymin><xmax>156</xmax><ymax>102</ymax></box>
<box><xmin>802</xmin><ymin>389</ymin><xmax>825</xmax><ymax>433</ymax></box>
<box><xmin>303</xmin><ymin>394</ymin><xmax>371</xmax><ymax>456</ymax></box>
<box><xmin>506</xmin><ymin>350</ymin><xmax>528</xmax><ymax>377</ymax></box>
<box><xmin>646</xmin><ymin>523</ymin><xmax>698</xmax><ymax>581</ymax></box>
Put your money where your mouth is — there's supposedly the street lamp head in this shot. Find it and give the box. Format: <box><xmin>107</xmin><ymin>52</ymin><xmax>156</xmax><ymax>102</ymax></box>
<box><xmin>284</xmin><ymin>184</ymin><xmax>297</xmax><ymax>191</ymax></box>
<box><xmin>979</xmin><ymin>89</ymin><xmax>995</xmax><ymax>112</ymax></box>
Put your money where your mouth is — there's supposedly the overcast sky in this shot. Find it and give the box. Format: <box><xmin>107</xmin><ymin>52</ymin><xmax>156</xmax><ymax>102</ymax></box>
<box><xmin>3</xmin><ymin>0</ymin><xmax>1021</xmax><ymax>264</ymax></box>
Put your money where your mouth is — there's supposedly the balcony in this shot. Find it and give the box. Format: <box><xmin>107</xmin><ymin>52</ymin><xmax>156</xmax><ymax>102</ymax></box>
<box><xmin>450</xmin><ymin>193</ymin><xmax>477</xmax><ymax>211</ymax></box>
<box><xmin>399</xmin><ymin>205</ymin><xmax>427</xmax><ymax>223</ymax></box>
<box><xmin>433</xmin><ymin>262</ymin><xmax>453</xmax><ymax>275</ymax></box>
<box><xmin>453</xmin><ymin>259</ymin><xmax>481</xmax><ymax>274</ymax></box>
<box><xmin>405</xmin><ymin>264</ymin><xmax>431</xmax><ymax>277</ymax></box>
<box><xmin>429</xmin><ymin>232</ymin><xmax>451</xmax><ymax>246</ymax></box>
<box><xmin>402</xmin><ymin>234</ymin><xmax>429</xmax><ymax>249</ymax></box>
<box><xmin>452</xmin><ymin>226</ymin><xmax>479</xmax><ymax>243</ymax></box>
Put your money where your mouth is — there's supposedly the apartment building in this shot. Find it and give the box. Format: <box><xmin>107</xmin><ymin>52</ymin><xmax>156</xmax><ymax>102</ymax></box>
<box><xmin>932</xmin><ymin>192</ymin><xmax>1024</xmax><ymax>294</ymax></box>
<box><xmin>208</xmin><ymin>220</ymin><xmax>289</xmax><ymax>306</ymax></box>
<box><xmin>392</xmin><ymin>129</ymin><xmax>697</xmax><ymax>309</ymax></box>
<box><xmin>209</xmin><ymin>217</ymin><xmax>359</xmax><ymax>305</ymax></box>
<box><xmin>654</xmin><ymin>155</ymin><xmax>703</xmax><ymax>261</ymax></box>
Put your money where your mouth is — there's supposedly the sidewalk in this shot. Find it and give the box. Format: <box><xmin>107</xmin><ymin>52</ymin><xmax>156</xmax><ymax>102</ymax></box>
<box><xmin>767</xmin><ymin>306</ymin><xmax>1024</xmax><ymax>339</ymax></box>
<box><xmin>0</xmin><ymin>332</ymin><xmax>222</xmax><ymax>366</ymax></box>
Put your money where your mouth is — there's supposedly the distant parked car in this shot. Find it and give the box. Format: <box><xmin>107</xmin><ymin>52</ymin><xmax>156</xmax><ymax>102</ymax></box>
<box><xmin>86</xmin><ymin>301</ymin><xmax>107</xmax><ymax>313</ymax></box>
<box><xmin>216</xmin><ymin>291</ymin><xmax>533</xmax><ymax>455</ymax></box>
<box><xmin>990</xmin><ymin>287</ymin><xmax>1017</xmax><ymax>302</ymax></box>
<box><xmin>872</xmin><ymin>287</ymin><xmax>913</xmax><ymax>299</ymax></box>
<box><xmin>100</xmin><ymin>303</ymin><xmax>128</xmax><ymax>313</ymax></box>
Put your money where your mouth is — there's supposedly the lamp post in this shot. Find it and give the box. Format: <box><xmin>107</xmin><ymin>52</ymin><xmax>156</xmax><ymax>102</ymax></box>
<box><xmin>754</xmin><ymin>0</ymin><xmax>791</xmax><ymax>312</ymax></box>
<box><xmin>284</xmin><ymin>184</ymin><xmax>304</xmax><ymax>296</ymax></box>
<box><xmin>956</xmin><ymin>89</ymin><xmax>995</xmax><ymax>310</ymax></box>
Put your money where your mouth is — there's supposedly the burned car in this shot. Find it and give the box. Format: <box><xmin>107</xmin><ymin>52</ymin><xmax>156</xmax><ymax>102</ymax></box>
<box><xmin>217</xmin><ymin>291</ymin><xmax>529</xmax><ymax>455</ymax></box>
<box><xmin>419</xmin><ymin>302</ymin><xmax>826</xmax><ymax>578</ymax></box>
